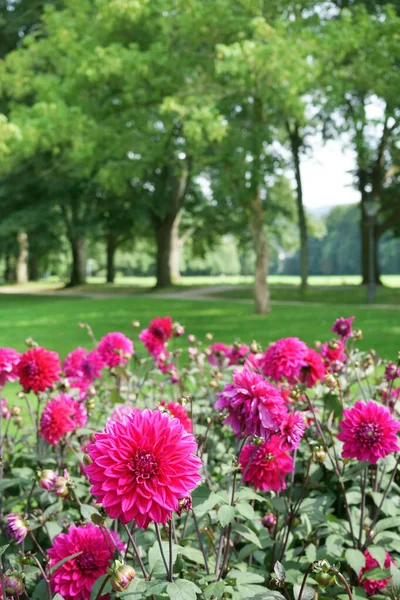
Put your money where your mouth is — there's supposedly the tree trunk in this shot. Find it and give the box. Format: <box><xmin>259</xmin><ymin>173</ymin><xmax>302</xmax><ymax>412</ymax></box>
<box><xmin>106</xmin><ymin>233</ymin><xmax>117</xmax><ymax>284</ymax></box>
<box><xmin>28</xmin><ymin>253</ymin><xmax>39</xmax><ymax>281</ymax></box>
<box><xmin>170</xmin><ymin>211</ymin><xmax>182</xmax><ymax>283</ymax></box>
<box><xmin>154</xmin><ymin>216</ymin><xmax>175</xmax><ymax>289</ymax></box>
<box><xmin>16</xmin><ymin>231</ymin><xmax>29</xmax><ymax>284</ymax></box>
<box><xmin>4</xmin><ymin>253</ymin><xmax>16</xmax><ymax>283</ymax></box>
<box><xmin>360</xmin><ymin>193</ymin><xmax>381</xmax><ymax>285</ymax></box>
<box><xmin>250</xmin><ymin>188</ymin><xmax>270</xmax><ymax>314</ymax></box>
<box><xmin>67</xmin><ymin>235</ymin><xmax>86</xmax><ymax>287</ymax></box>
<box><xmin>288</xmin><ymin>124</ymin><xmax>308</xmax><ymax>293</ymax></box>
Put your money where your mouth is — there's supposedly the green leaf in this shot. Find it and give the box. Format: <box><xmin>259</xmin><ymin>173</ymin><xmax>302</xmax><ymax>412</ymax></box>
<box><xmin>293</xmin><ymin>583</ymin><xmax>315</xmax><ymax>600</ymax></box>
<box><xmin>53</xmin><ymin>595</ymin><xmax>66</xmax><ymax>600</ymax></box>
<box><xmin>203</xmin><ymin>581</ymin><xmax>226</xmax><ymax>599</ymax></box>
<box><xmin>148</xmin><ymin>541</ymin><xmax>180</xmax><ymax>576</ymax></box>
<box><xmin>143</xmin><ymin>580</ymin><xmax>167</xmax><ymax>597</ymax></box>
<box><xmin>326</xmin><ymin>534</ymin><xmax>344</xmax><ymax>558</ymax></box>
<box><xmin>233</xmin><ymin>524</ymin><xmax>263</xmax><ymax>549</ymax></box>
<box><xmin>367</xmin><ymin>546</ymin><xmax>387</xmax><ymax>567</ymax></box>
<box><xmin>236</xmin><ymin>572</ymin><xmax>265</xmax><ymax>585</ymax></box>
<box><xmin>80</xmin><ymin>503</ymin><xmax>100</xmax><ymax>521</ymax></box>
<box><xmin>180</xmin><ymin>546</ymin><xmax>205</xmax><ymax>565</ymax></box>
<box><xmin>109</xmin><ymin>389</ymin><xmax>124</xmax><ymax>404</ymax></box>
<box><xmin>90</xmin><ymin>575</ymin><xmax>112</xmax><ymax>599</ymax></box>
<box><xmin>50</xmin><ymin>551</ymin><xmax>83</xmax><ymax>574</ymax></box>
<box><xmin>32</xmin><ymin>580</ymin><xmax>48</xmax><ymax>600</ymax></box>
<box><xmin>235</xmin><ymin>489</ymin><xmax>265</xmax><ymax>503</ymax></box>
<box><xmin>0</xmin><ymin>545</ymin><xmax>9</xmax><ymax>557</ymax></box>
<box><xmin>375</xmin><ymin>517</ymin><xmax>400</xmax><ymax>534</ymax></box>
<box><xmin>235</xmin><ymin>501</ymin><xmax>255</xmax><ymax>520</ymax></box>
<box><xmin>166</xmin><ymin>579</ymin><xmax>201</xmax><ymax>600</ymax></box>
<box><xmin>362</xmin><ymin>567</ymin><xmax>391</xmax><ymax>581</ymax></box>
<box><xmin>390</xmin><ymin>563</ymin><xmax>400</xmax><ymax>590</ymax></box>
<box><xmin>218</xmin><ymin>505</ymin><xmax>235</xmax><ymax>527</ymax></box>
<box><xmin>345</xmin><ymin>548</ymin><xmax>365</xmax><ymax>575</ymax></box>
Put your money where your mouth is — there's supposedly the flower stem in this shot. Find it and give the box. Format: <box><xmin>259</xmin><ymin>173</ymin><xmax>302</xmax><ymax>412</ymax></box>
<box><xmin>297</xmin><ymin>563</ymin><xmax>313</xmax><ymax>600</ymax></box>
<box><xmin>123</xmin><ymin>524</ymin><xmax>149</xmax><ymax>580</ymax></box>
<box><xmin>154</xmin><ymin>523</ymin><xmax>169</xmax><ymax>580</ymax></box>
<box><xmin>191</xmin><ymin>509</ymin><xmax>210</xmax><ymax>575</ymax></box>
<box><xmin>168</xmin><ymin>519</ymin><xmax>173</xmax><ymax>583</ymax></box>
<box><xmin>336</xmin><ymin>571</ymin><xmax>353</xmax><ymax>600</ymax></box>
<box><xmin>94</xmin><ymin>575</ymin><xmax>110</xmax><ymax>600</ymax></box>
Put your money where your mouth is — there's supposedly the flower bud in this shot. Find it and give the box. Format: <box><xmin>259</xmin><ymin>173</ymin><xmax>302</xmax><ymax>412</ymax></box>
<box><xmin>353</xmin><ymin>328</ymin><xmax>363</xmax><ymax>340</ymax></box>
<box><xmin>312</xmin><ymin>446</ymin><xmax>326</xmax><ymax>463</ymax></box>
<box><xmin>109</xmin><ymin>560</ymin><xmax>136</xmax><ymax>592</ymax></box>
<box><xmin>132</xmin><ymin>320</ymin><xmax>140</xmax><ymax>329</ymax></box>
<box><xmin>205</xmin><ymin>333</ymin><xmax>213</xmax><ymax>341</ymax></box>
<box><xmin>83</xmin><ymin>454</ymin><xmax>93</xmax><ymax>466</ymax></box>
<box><xmin>261</xmin><ymin>512</ymin><xmax>276</xmax><ymax>532</ymax></box>
<box><xmin>39</xmin><ymin>469</ymin><xmax>57</xmax><ymax>491</ymax></box>
<box><xmin>173</xmin><ymin>322</ymin><xmax>185</xmax><ymax>337</ymax></box>
<box><xmin>187</xmin><ymin>334</ymin><xmax>196</xmax><ymax>344</ymax></box>
<box><xmin>86</xmin><ymin>397</ymin><xmax>96</xmax><ymax>410</ymax></box>
<box><xmin>323</xmin><ymin>373</ymin><xmax>337</xmax><ymax>389</ymax></box>
<box><xmin>249</xmin><ymin>341</ymin><xmax>261</xmax><ymax>354</ymax></box>
<box><xmin>5</xmin><ymin>573</ymin><xmax>25</xmax><ymax>596</ymax></box>
<box><xmin>11</xmin><ymin>406</ymin><xmax>21</xmax><ymax>417</ymax></box>
<box><xmin>314</xmin><ymin>571</ymin><xmax>335</xmax><ymax>587</ymax></box>
<box><xmin>177</xmin><ymin>496</ymin><xmax>192</xmax><ymax>517</ymax></box>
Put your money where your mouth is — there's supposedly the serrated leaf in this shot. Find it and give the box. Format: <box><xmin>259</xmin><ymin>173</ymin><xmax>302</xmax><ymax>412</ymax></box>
<box><xmin>180</xmin><ymin>546</ymin><xmax>205</xmax><ymax>565</ymax></box>
<box><xmin>218</xmin><ymin>505</ymin><xmax>235</xmax><ymax>527</ymax></box>
<box><xmin>235</xmin><ymin>501</ymin><xmax>255</xmax><ymax>520</ymax></box>
<box><xmin>375</xmin><ymin>517</ymin><xmax>400</xmax><ymax>534</ymax></box>
<box><xmin>203</xmin><ymin>581</ymin><xmax>226</xmax><ymax>599</ymax></box>
<box><xmin>368</xmin><ymin>546</ymin><xmax>387</xmax><ymax>567</ymax></box>
<box><xmin>293</xmin><ymin>583</ymin><xmax>314</xmax><ymax>600</ymax></box>
<box><xmin>345</xmin><ymin>548</ymin><xmax>365</xmax><ymax>575</ymax></box>
<box><xmin>235</xmin><ymin>489</ymin><xmax>265</xmax><ymax>503</ymax></box>
<box><xmin>362</xmin><ymin>567</ymin><xmax>391</xmax><ymax>581</ymax></box>
<box><xmin>166</xmin><ymin>579</ymin><xmax>201</xmax><ymax>600</ymax></box>
<box><xmin>233</xmin><ymin>524</ymin><xmax>262</xmax><ymax>549</ymax></box>
<box><xmin>80</xmin><ymin>503</ymin><xmax>100</xmax><ymax>521</ymax></box>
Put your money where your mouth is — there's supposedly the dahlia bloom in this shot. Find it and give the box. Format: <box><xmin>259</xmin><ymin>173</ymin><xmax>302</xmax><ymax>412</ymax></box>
<box><xmin>139</xmin><ymin>316</ymin><xmax>172</xmax><ymax>357</ymax></box>
<box><xmin>331</xmin><ymin>316</ymin><xmax>355</xmax><ymax>339</ymax></box>
<box><xmin>227</xmin><ymin>344</ymin><xmax>249</xmax><ymax>366</ymax></box>
<box><xmin>338</xmin><ymin>400</ymin><xmax>400</xmax><ymax>464</ymax></box>
<box><xmin>359</xmin><ymin>550</ymin><xmax>394</xmax><ymax>596</ymax></box>
<box><xmin>208</xmin><ymin>343</ymin><xmax>229</xmax><ymax>367</ymax></box>
<box><xmin>97</xmin><ymin>332</ymin><xmax>133</xmax><ymax>368</ymax></box>
<box><xmin>299</xmin><ymin>348</ymin><xmax>325</xmax><ymax>388</ymax></box>
<box><xmin>39</xmin><ymin>469</ymin><xmax>58</xmax><ymax>491</ymax></box>
<box><xmin>321</xmin><ymin>340</ymin><xmax>346</xmax><ymax>365</ymax></box>
<box><xmin>262</xmin><ymin>337</ymin><xmax>308</xmax><ymax>383</ymax></box>
<box><xmin>7</xmin><ymin>514</ymin><xmax>28</xmax><ymax>543</ymax></box>
<box><xmin>108</xmin><ymin>404</ymin><xmax>139</xmax><ymax>424</ymax></box>
<box><xmin>48</xmin><ymin>523</ymin><xmax>125</xmax><ymax>600</ymax></box>
<box><xmin>40</xmin><ymin>394</ymin><xmax>87</xmax><ymax>445</ymax></box>
<box><xmin>239</xmin><ymin>436</ymin><xmax>294</xmax><ymax>492</ymax></box>
<box><xmin>280</xmin><ymin>412</ymin><xmax>306</xmax><ymax>451</ymax></box>
<box><xmin>245</xmin><ymin>352</ymin><xmax>264</xmax><ymax>372</ymax></box>
<box><xmin>158</xmin><ymin>401</ymin><xmax>192</xmax><ymax>433</ymax></box>
<box><xmin>215</xmin><ymin>369</ymin><xmax>287</xmax><ymax>438</ymax></box>
<box><xmin>63</xmin><ymin>347</ymin><xmax>104</xmax><ymax>389</ymax></box>
<box><xmin>18</xmin><ymin>347</ymin><xmax>60</xmax><ymax>393</ymax></box>
<box><xmin>386</xmin><ymin>362</ymin><xmax>399</xmax><ymax>382</ymax></box>
<box><xmin>85</xmin><ymin>409</ymin><xmax>202</xmax><ymax>528</ymax></box>
<box><xmin>0</xmin><ymin>348</ymin><xmax>20</xmax><ymax>388</ymax></box>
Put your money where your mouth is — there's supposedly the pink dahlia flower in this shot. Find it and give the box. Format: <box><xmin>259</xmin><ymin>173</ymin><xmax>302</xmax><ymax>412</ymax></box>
<box><xmin>359</xmin><ymin>550</ymin><xmax>394</xmax><ymax>596</ymax></box>
<box><xmin>386</xmin><ymin>362</ymin><xmax>399</xmax><ymax>382</ymax></box>
<box><xmin>208</xmin><ymin>343</ymin><xmax>229</xmax><ymax>367</ymax></box>
<box><xmin>299</xmin><ymin>348</ymin><xmax>325</xmax><ymax>388</ymax></box>
<box><xmin>215</xmin><ymin>369</ymin><xmax>287</xmax><ymax>438</ymax></box>
<box><xmin>40</xmin><ymin>394</ymin><xmax>87</xmax><ymax>445</ymax></box>
<box><xmin>1</xmin><ymin>399</ymin><xmax>10</xmax><ymax>420</ymax></box>
<box><xmin>321</xmin><ymin>340</ymin><xmax>346</xmax><ymax>365</ymax></box>
<box><xmin>262</xmin><ymin>337</ymin><xmax>308</xmax><ymax>383</ymax></box>
<box><xmin>245</xmin><ymin>352</ymin><xmax>264</xmax><ymax>372</ymax></box>
<box><xmin>7</xmin><ymin>514</ymin><xmax>28</xmax><ymax>543</ymax></box>
<box><xmin>158</xmin><ymin>401</ymin><xmax>192</xmax><ymax>433</ymax></box>
<box><xmin>97</xmin><ymin>332</ymin><xmax>133</xmax><ymax>368</ymax></box>
<box><xmin>63</xmin><ymin>347</ymin><xmax>104</xmax><ymax>388</ymax></box>
<box><xmin>331</xmin><ymin>316</ymin><xmax>355</xmax><ymax>339</ymax></box>
<box><xmin>338</xmin><ymin>400</ymin><xmax>400</xmax><ymax>464</ymax></box>
<box><xmin>280</xmin><ymin>412</ymin><xmax>306</xmax><ymax>450</ymax></box>
<box><xmin>18</xmin><ymin>347</ymin><xmax>60</xmax><ymax>393</ymax></box>
<box><xmin>108</xmin><ymin>404</ymin><xmax>139</xmax><ymax>424</ymax></box>
<box><xmin>139</xmin><ymin>316</ymin><xmax>172</xmax><ymax>357</ymax></box>
<box><xmin>85</xmin><ymin>409</ymin><xmax>202</xmax><ymax>528</ymax></box>
<box><xmin>48</xmin><ymin>523</ymin><xmax>125</xmax><ymax>600</ymax></box>
<box><xmin>239</xmin><ymin>436</ymin><xmax>294</xmax><ymax>492</ymax></box>
<box><xmin>227</xmin><ymin>344</ymin><xmax>249</xmax><ymax>366</ymax></box>
<box><xmin>0</xmin><ymin>348</ymin><xmax>20</xmax><ymax>388</ymax></box>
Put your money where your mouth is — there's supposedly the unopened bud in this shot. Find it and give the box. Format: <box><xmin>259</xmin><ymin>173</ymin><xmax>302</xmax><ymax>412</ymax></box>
<box><xmin>187</xmin><ymin>334</ymin><xmax>196</xmax><ymax>344</ymax></box>
<box><xmin>132</xmin><ymin>320</ymin><xmax>140</xmax><ymax>329</ymax></box>
<box><xmin>109</xmin><ymin>560</ymin><xmax>136</xmax><ymax>592</ymax></box>
<box><xmin>205</xmin><ymin>333</ymin><xmax>213</xmax><ymax>341</ymax></box>
<box><xmin>209</xmin><ymin>380</ymin><xmax>218</xmax><ymax>388</ymax></box>
<box><xmin>353</xmin><ymin>328</ymin><xmax>363</xmax><ymax>341</ymax></box>
<box><xmin>86</xmin><ymin>397</ymin><xmax>96</xmax><ymax>410</ymax></box>
<box><xmin>323</xmin><ymin>373</ymin><xmax>337</xmax><ymax>389</ymax></box>
<box><xmin>83</xmin><ymin>454</ymin><xmax>92</xmax><ymax>466</ymax></box>
<box><xmin>4</xmin><ymin>573</ymin><xmax>25</xmax><ymax>596</ymax></box>
<box><xmin>39</xmin><ymin>469</ymin><xmax>57</xmax><ymax>491</ymax></box>
<box><xmin>312</xmin><ymin>446</ymin><xmax>326</xmax><ymax>463</ymax></box>
<box><xmin>11</xmin><ymin>406</ymin><xmax>21</xmax><ymax>416</ymax></box>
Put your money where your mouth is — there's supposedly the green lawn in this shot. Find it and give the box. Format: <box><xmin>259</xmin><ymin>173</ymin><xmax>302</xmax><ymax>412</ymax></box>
<box><xmin>0</xmin><ymin>294</ymin><xmax>398</xmax><ymax>359</ymax></box>
<box><xmin>211</xmin><ymin>284</ymin><xmax>400</xmax><ymax>305</ymax></box>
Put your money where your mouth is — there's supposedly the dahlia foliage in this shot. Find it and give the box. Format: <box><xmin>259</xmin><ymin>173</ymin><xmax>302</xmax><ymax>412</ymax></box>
<box><xmin>0</xmin><ymin>316</ymin><xmax>399</xmax><ymax>599</ymax></box>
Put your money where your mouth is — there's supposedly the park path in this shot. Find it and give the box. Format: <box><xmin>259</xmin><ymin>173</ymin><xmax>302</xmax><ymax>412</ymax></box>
<box><xmin>0</xmin><ymin>283</ymin><xmax>399</xmax><ymax>309</ymax></box>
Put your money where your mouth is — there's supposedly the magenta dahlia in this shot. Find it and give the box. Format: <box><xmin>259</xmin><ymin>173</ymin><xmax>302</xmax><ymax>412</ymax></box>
<box><xmin>215</xmin><ymin>369</ymin><xmax>287</xmax><ymax>438</ymax></box>
<box><xmin>40</xmin><ymin>394</ymin><xmax>87</xmax><ymax>445</ymax></box>
<box><xmin>359</xmin><ymin>550</ymin><xmax>394</xmax><ymax>596</ymax></box>
<box><xmin>0</xmin><ymin>348</ymin><xmax>20</xmax><ymax>388</ymax></box>
<box><xmin>321</xmin><ymin>340</ymin><xmax>346</xmax><ymax>365</ymax></box>
<box><xmin>227</xmin><ymin>344</ymin><xmax>249</xmax><ymax>366</ymax></box>
<box><xmin>18</xmin><ymin>347</ymin><xmax>60</xmax><ymax>393</ymax></box>
<box><xmin>48</xmin><ymin>523</ymin><xmax>125</xmax><ymax>600</ymax></box>
<box><xmin>63</xmin><ymin>347</ymin><xmax>103</xmax><ymax>389</ymax></box>
<box><xmin>208</xmin><ymin>343</ymin><xmax>229</xmax><ymax>367</ymax></box>
<box><xmin>108</xmin><ymin>404</ymin><xmax>139</xmax><ymax>424</ymax></box>
<box><xmin>85</xmin><ymin>409</ymin><xmax>202</xmax><ymax>528</ymax></box>
<box><xmin>139</xmin><ymin>316</ymin><xmax>172</xmax><ymax>357</ymax></box>
<box><xmin>6</xmin><ymin>514</ymin><xmax>28</xmax><ymax>543</ymax></box>
<box><xmin>97</xmin><ymin>332</ymin><xmax>133</xmax><ymax>368</ymax></box>
<box><xmin>239</xmin><ymin>436</ymin><xmax>294</xmax><ymax>492</ymax></box>
<box><xmin>299</xmin><ymin>348</ymin><xmax>325</xmax><ymax>388</ymax></box>
<box><xmin>280</xmin><ymin>411</ymin><xmax>306</xmax><ymax>450</ymax></box>
<box><xmin>158</xmin><ymin>401</ymin><xmax>192</xmax><ymax>433</ymax></box>
<box><xmin>338</xmin><ymin>400</ymin><xmax>400</xmax><ymax>464</ymax></box>
<box><xmin>262</xmin><ymin>337</ymin><xmax>308</xmax><ymax>383</ymax></box>
<box><xmin>331</xmin><ymin>316</ymin><xmax>355</xmax><ymax>339</ymax></box>
<box><xmin>386</xmin><ymin>362</ymin><xmax>399</xmax><ymax>382</ymax></box>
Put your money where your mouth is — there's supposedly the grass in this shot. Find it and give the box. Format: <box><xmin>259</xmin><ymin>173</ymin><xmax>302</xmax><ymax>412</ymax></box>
<box><xmin>0</xmin><ymin>293</ymin><xmax>398</xmax><ymax>359</ymax></box>
<box><xmin>210</xmin><ymin>285</ymin><xmax>400</xmax><ymax>305</ymax></box>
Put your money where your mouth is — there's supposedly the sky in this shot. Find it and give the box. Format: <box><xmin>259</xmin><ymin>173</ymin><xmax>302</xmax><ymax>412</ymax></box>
<box><xmin>301</xmin><ymin>136</ymin><xmax>359</xmax><ymax>209</ymax></box>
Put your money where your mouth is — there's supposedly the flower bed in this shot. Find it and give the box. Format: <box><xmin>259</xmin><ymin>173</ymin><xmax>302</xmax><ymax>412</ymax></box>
<box><xmin>0</xmin><ymin>316</ymin><xmax>399</xmax><ymax>599</ymax></box>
